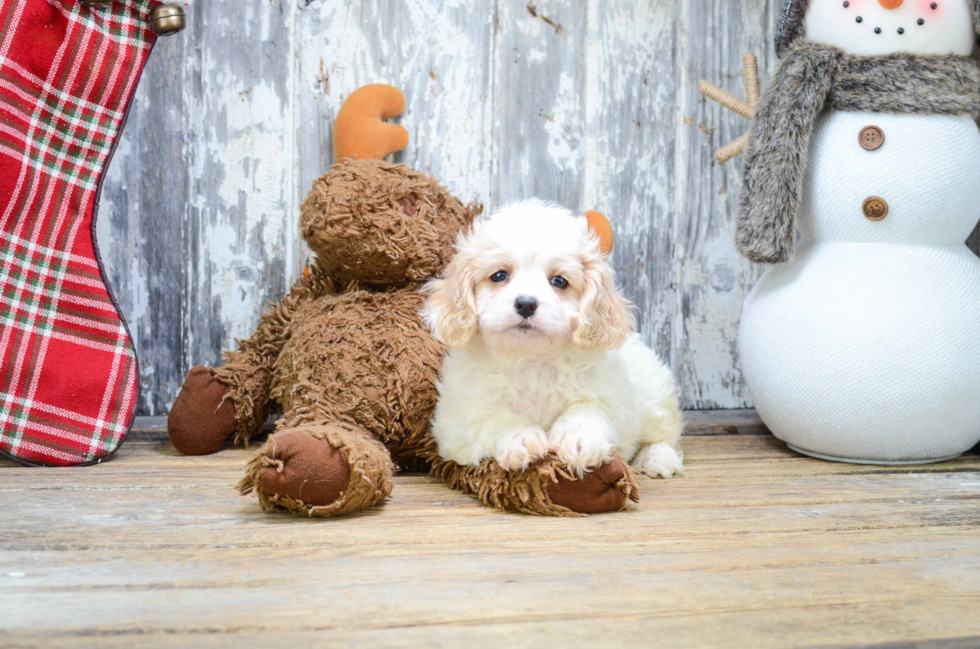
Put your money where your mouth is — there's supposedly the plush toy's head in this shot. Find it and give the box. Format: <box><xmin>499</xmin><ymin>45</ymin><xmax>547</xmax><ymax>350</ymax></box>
<box><xmin>302</xmin><ymin>85</ymin><xmax>481</xmax><ymax>287</ymax></box>
<box><xmin>777</xmin><ymin>0</ymin><xmax>980</xmax><ymax>57</ymax></box>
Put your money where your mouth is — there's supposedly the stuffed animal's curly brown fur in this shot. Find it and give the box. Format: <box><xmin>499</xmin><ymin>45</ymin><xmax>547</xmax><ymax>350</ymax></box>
<box><xmin>167</xmin><ymin>86</ymin><xmax>639</xmax><ymax>517</ymax></box>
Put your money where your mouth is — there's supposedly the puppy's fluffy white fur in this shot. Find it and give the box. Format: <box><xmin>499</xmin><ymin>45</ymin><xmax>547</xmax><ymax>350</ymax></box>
<box><xmin>422</xmin><ymin>200</ymin><xmax>684</xmax><ymax>479</ymax></box>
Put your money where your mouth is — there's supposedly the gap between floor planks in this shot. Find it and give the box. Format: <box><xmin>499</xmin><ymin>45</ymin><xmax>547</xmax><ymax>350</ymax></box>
<box><xmin>121</xmin><ymin>408</ymin><xmax>773</xmax><ymax>440</ymax></box>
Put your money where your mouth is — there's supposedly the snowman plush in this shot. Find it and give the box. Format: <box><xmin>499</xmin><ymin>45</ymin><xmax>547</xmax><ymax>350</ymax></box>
<box><xmin>735</xmin><ymin>0</ymin><xmax>980</xmax><ymax>463</ymax></box>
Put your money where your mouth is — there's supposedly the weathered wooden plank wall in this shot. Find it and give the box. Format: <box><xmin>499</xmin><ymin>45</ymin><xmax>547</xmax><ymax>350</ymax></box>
<box><xmin>100</xmin><ymin>0</ymin><xmax>300</xmax><ymax>415</ymax></box>
<box><xmin>99</xmin><ymin>0</ymin><xmax>980</xmax><ymax>415</ymax></box>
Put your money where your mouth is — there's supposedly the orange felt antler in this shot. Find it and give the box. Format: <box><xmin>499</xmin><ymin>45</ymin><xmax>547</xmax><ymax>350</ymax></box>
<box><xmin>333</xmin><ymin>84</ymin><xmax>410</xmax><ymax>161</ymax></box>
<box><xmin>585</xmin><ymin>211</ymin><xmax>614</xmax><ymax>255</ymax></box>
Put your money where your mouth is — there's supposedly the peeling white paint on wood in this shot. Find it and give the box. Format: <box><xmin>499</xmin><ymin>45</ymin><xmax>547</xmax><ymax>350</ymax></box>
<box><xmin>494</xmin><ymin>0</ymin><xmax>586</xmax><ymax>206</ymax></box>
<box><xmin>99</xmin><ymin>0</ymin><xmax>298</xmax><ymax>415</ymax></box>
<box><xmin>100</xmin><ymin>0</ymin><xmax>980</xmax><ymax>414</ymax></box>
<box><xmin>295</xmin><ymin>0</ymin><xmax>496</xmax><ymax>207</ymax></box>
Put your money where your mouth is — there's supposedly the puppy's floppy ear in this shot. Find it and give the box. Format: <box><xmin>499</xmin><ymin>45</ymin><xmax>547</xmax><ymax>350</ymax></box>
<box><xmin>422</xmin><ymin>248</ymin><xmax>478</xmax><ymax>347</ymax></box>
<box><xmin>573</xmin><ymin>255</ymin><xmax>635</xmax><ymax>352</ymax></box>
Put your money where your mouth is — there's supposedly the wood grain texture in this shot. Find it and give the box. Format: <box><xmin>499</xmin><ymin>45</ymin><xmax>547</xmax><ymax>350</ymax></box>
<box><xmin>494</xmin><ymin>0</ymin><xmax>586</xmax><ymax>206</ymax></box>
<box><xmin>100</xmin><ymin>0</ymin><xmax>980</xmax><ymax>413</ymax></box>
<box><xmin>99</xmin><ymin>0</ymin><xmax>298</xmax><ymax>415</ymax></box>
<box><xmin>684</xmin><ymin>408</ymin><xmax>770</xmax><ymax>435</ymax></box>
<box><xmin>585</xmin><ymin>1</ymin><xmax>678</xmax><ymax>373</ymax></box>
<box><xmin>295</xmin><ymin>0</ymin><xmax>496</xmax><ymax>207</ymax></box>
<box><xmin>2</xmin><ymin>431</ymin><xmax>979</xmax><ymax>648</ymax></box>
<box><xmin>675</xmin><ymin>0</ymin><xmax>774</xmax><ymax>408</ymax></box>
<box><xmin>98</xmin><ymin>22</ymin><xmax>189</xmax><ymax>416</ymax></box>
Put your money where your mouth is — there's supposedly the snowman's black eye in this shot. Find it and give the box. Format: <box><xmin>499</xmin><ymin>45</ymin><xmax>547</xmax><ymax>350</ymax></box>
<box><xmin>931</xmin><ymin>2</ymin><xmax>938</xmax><ymax>8</ymax></box>
<box><xmin>875</xmin><ymin>27</ymin><xmax>882</xmax><ymax>34</ymax></box>
<box><xmin>918</xmin><ymin>18</ymin><xmax>925</xmax><ymax>24</ymax></box>
<box><xmin>898</xmin><ymin>27</ymin><xmax>905</xmax><ymax>34</ymax></box>
<box><xmin>843</xmin><ymin>1</ymin><xmax>849</xmax><ymax>6</ymax></box>
<box><xmin>491</xmin><ymin>271</ymin><xmax>508</xmax><ymax>283</ymax></box>
<box><xmin>856</xmin><ymin>16</ymin><xmax>863</xmax><ymax>23</ymax></box>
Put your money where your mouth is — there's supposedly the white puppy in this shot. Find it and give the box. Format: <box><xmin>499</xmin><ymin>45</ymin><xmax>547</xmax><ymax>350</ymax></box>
<box><xmin>422</xmin><ymin>199</ymin><xmax>684</xmax><ymax>479</ymax></box>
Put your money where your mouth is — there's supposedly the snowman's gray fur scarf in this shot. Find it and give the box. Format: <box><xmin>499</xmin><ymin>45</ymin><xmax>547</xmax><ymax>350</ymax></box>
<box><xmin>736</xmin><ymin>41</ymin><xmax>980</xmax><ymax>264</ymax></box>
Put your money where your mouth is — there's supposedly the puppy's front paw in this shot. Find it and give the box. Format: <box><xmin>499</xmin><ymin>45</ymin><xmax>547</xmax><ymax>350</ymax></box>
<box><xmin>549</xmin><ymin>417</ymin><xmax>614</xmax><ymax>478</ymax></box>
<box><xmin>632</xmin><ymin>442</ymin><xmax>684</xmax><ymax>479</ymax></box>
<box><xmin>495</xmin><ymin>427</ymin><xmax>549</xmax><ymax>471</ymax></box>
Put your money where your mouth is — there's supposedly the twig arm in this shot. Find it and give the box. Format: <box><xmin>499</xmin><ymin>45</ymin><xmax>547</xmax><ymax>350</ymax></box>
<box><xmin>716</xmin><ymin>134</ymin><xmax>748</xmax><ymax>164</ymax></box>
<box><xmin>699</xmin><ymin>80</ymin><xmax>755</xmax><ymax>120</ymax></box>
<box><xmin>744</xmin><ymin>52</ymin><xmax>760</xmax><ymax>107</ymax></box>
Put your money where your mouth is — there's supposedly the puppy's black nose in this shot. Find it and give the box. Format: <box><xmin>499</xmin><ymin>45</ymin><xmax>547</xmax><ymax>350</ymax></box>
<box><xmin>514</xmin><ymin>296</ymin><xmax>538</xmax><ymax>319</ymax></box>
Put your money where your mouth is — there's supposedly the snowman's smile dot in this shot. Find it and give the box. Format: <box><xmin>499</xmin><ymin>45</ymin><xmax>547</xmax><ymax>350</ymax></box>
<box><xmin>897</xmin><ymin>27</ymin><xmax>905</xmax><ymax>34</ymax></box>
<box><xmin>843</xmin><ymin>0</ymin><xmax>849</xmax><ymax>6</ymax></box>
<box><xmin>931</xmin><ymin>2</ymin><xmax>937</xmax><ymax>8</ymax></box>
<box><xmin>857</xmin><ymin>16</ymin><xmax>864</xmax><ymax>22</ymax></box>
<box><xmin>918</xmin><ymin>18</ymin><xmax>925</xmax><ymax>24</ymax></box>
<box><xmin>875</xmin><ymin>27</ymin><xmax>882</xmax><ymax>33</ymax></box>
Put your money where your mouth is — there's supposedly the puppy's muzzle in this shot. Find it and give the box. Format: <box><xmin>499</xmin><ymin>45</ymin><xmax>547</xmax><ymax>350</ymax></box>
<box><xmin>514</xmin><ymin>296</ymin><xmax>538</xmax><ymax>320</ymax></box>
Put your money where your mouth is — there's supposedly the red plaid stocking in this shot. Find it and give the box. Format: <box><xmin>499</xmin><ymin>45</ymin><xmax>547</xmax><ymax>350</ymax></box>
<box><xmin>0</xmin><ymin>0</ymin><xmax>159</xmax><ymax>466</ymax></box>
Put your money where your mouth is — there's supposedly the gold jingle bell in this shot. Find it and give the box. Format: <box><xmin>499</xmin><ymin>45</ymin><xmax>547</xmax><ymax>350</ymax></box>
<box><xmin>149</xmin><ymin>4</ymin><xmax>186</xmax><ymax>36</ymax></box>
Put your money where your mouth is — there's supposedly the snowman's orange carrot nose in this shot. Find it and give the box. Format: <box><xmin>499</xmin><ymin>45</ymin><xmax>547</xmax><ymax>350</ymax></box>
<box><xmin>878</xmin><ymin>0</ymin><xmax>904</xmax><ymax>8</ymax></box>
<box><xmin>333</xmin><ymin>84</ymin><xmax>410</xmax><ymax>162</ymax></box>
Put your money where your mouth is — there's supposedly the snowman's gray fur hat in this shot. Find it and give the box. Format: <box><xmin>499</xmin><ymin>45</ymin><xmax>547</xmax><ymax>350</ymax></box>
<box><xmin>775</xmin><ymin>0</ymin><xmax>980</xmax><ymax>57</ymax></box>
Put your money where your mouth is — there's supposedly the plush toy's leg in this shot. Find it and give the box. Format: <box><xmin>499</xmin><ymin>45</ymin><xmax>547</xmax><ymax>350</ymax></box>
<box><xmin>238</xmin><ymin>423</ymin><xmax>395</xmax><ymax>518</ymax></box>
<box><xmin>167</xmin><ymin>272</ymin><xmax>331</xmax><ymax>455</ymax></box>
<box><xmin>167</xmin><ymin>366</ymin><xmax>237</xmax><ymax>455</ymax></box>
<box><xmin>547</xmin><ymin>455</ymin><xmax>641</xmax><ymax>513</ymax></box>
<box><xmin>432</xmin><ymin>452</ymin><xmax>640</xmax><ymax>517</ymax></box>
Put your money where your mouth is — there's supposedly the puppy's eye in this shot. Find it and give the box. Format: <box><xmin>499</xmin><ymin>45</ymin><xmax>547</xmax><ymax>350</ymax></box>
<box><xmin>490</xmin><ymin>271</ymin><xmax>509</xmax><ymax>283</ymax></box>
<box><xmin>550</xmin><ymin>276</ymin><xmax>569</xmax><ymax>290</ymax></box>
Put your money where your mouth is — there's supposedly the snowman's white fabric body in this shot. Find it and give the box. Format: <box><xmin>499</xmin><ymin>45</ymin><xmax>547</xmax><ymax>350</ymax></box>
<box><xmin>739</xmin><ymin>0</ymin><xmax>980</xmax><ymax>463</ymax></box>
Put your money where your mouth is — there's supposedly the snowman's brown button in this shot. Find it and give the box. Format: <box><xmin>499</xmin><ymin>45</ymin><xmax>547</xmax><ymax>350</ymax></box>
<box><xmin>859</xmin><ymin>126</ymin><xmax>885</xmax><ymax>151</ymax></box>
<box><xmin>863</xmin><ymin>197</ymin><xmax>889</xmax><ymax>221</ymax></box>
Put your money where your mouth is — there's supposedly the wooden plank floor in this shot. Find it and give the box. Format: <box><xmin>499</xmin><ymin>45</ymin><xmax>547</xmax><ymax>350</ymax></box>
<box><xmin>2</xmin><ymin>416</ymin><xmax>980</xmax><ymax>649</ymax></box>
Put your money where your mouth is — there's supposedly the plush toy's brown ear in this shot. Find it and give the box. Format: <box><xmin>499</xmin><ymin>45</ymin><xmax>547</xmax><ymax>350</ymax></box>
<box><xmin>333</xmin><ymin>84</ymin><xmax>410</xmax><ymax>161</ymax></box>
<box><xmin>585</xmin><ymin>210</ymin><xmax>614</xmax><ymax>256</ymax></box>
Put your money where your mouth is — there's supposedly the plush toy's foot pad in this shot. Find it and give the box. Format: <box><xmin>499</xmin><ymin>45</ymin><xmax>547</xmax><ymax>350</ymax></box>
<box><xmin>549</xmin><ymin>456</ymin><xmax>638</xmax><ymax>514</ymax></box>
<box><xmin>432</xmin><ymin>452</ymin><xmax>640</xmax><ymax>517</ymax></box>
<box><xmin>256</xmin><ymin>430</ymin><xmax>350</xmax><ymax>507</ymax></box>
<box><xmin>167</xmin><ymin>366</ymin><xmax>237</xmax><ymax>455</ymax></box>
<box><xmin>239</xmin><ymin>424</ymin><xmax>395</xmax><ymax>518</ymax></box>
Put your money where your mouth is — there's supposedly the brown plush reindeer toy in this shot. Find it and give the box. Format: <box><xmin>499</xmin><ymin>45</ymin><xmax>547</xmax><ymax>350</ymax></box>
<box><xmin>167</xmin><ymin>85</ymin><xmax>640</xmax><ymax>517</ymax></box>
